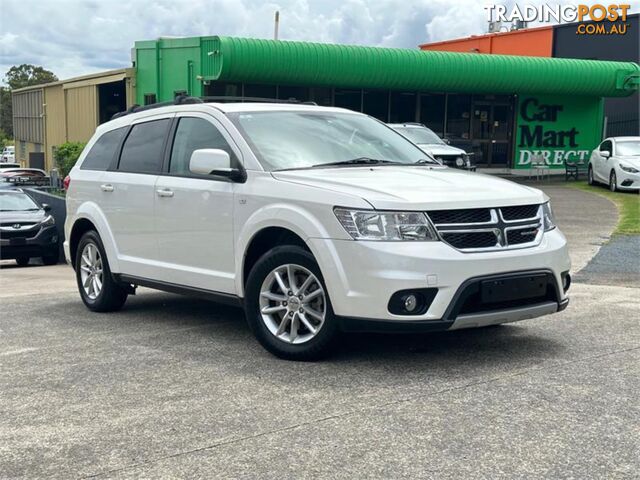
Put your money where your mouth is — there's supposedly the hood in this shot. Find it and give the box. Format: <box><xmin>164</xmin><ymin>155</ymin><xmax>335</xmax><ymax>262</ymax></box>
<box><xmin>618</xmin><ymin>156</ymin><xmax>640</xmax><ymax>168</ymax></box>
<box><xmin>417</xmin><ymin>144</ymin><xmax>466</xmax><ymax>156</ymax></box>
<box><xmin>272</xmin><ymin>166</ymin><xmax>545</xmax><ymax>210</ymax></box>
<box><xmin>0</xmin><ymin>209</ymin><xmax>46</xmax><ymax>224</ymax></box>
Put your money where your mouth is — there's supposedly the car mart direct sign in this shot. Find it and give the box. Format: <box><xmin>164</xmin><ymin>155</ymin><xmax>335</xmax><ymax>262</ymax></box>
<box><xmin>514</xmin><ymin>95</ymin><xmax>603</xmax><ymax>169</ymax></box>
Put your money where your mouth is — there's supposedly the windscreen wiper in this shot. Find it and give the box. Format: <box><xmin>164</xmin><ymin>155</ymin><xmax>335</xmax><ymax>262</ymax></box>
<box><xmin>311</xmin><ymin>157</ymin><xmax>398</xmax><ymax>168</ymax></box>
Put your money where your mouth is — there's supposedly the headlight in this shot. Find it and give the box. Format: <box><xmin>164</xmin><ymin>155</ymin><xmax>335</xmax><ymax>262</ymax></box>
<box><xmin>619</xmin><ymin>163</ymin><xmax>639</xmax><ymax>174</ymax></box>
<box><xmin>334</xmin><ymin>208</ymin><xmax>438</xmax><ymax>241</ymax></box>
<box><xmin>542</xmin><ymin>202</ymin><xmax>555</xmax><ymax>231</ymax></box>
<box><xmin>41</xmin><ymin>215</ymin><xmax>55</xmax><ymax>226</ymax></box>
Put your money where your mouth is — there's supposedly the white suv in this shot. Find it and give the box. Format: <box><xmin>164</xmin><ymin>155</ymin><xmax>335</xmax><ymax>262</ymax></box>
<box><xmin>65</xmin><ymin>100</ymin><xmax>571</xmax><ymax>360</ymax></box>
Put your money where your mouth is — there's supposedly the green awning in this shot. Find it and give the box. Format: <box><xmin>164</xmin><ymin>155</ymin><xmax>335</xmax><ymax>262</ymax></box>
<box><xmin>200</xmin><ymin>36</ymin><xmax>639</xmax><ymax>97</ymax></box>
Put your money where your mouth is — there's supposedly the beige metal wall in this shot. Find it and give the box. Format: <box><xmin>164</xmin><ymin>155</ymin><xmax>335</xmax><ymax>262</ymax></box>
<box><xmin>12</xmin><ymin>89</ymin><xmax>44</xmax><ymax>144</ymax></box>
<box><xmin>44</xmin><ymin>85</ymin><xmax>66</xmax><ymax>172</ymax></box>
<box><xmin>65</xmin><ymin>85</ymin><xmax>98</xmax><ymax>142</ymax></box>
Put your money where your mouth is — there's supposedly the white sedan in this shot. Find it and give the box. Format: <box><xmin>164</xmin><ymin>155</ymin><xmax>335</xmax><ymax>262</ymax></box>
<box><xmin>588</xmin><ymin>136</ymin><xmax>640</xmax><ymax>192</ymax></box>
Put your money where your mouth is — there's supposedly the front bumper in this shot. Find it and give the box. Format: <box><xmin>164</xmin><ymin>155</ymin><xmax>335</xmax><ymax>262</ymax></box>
<box><xmin>309</xmin><ymin>228</ymin><xmax>571</xmax><ymax>329</ymax></box>
<box><xmin>617</xmin><ymin>168</ymin><xmax>640</xmax><ymax>190</ymax></box>
<box><xmin>0</xmin><ymin>225</ymin><xmax>58</xmax><ymax>260</ymax></box>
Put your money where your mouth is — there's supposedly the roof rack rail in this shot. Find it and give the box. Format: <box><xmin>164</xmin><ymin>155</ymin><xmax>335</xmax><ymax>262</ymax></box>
<box><xmin>111</xmin><ymin>94</ymin><xmax>203</xmax><ymax>120</ymax></box>
<box><xmin>200</xmin><ymin>96</ymin><xmax>317</xmax><ymax>105</ymax></box>
<box><xmin>111</xmin><ymin>95</ymin><xmax>317</xmax><ymax>120</ymax></box>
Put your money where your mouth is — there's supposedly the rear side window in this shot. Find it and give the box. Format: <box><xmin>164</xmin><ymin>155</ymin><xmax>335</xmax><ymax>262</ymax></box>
<box><xmin>169</xmin><ymin>117</ymin><xmax>238</xmax><ymax>175</ymax></box>
<box><xmin>81</xmin><ymin>127</ymin><xmax>126</xmax><ymax>171</ymax></box>
<box><xmin>118</xmin><ymin>119</ymin><xmax>170</xmax><ymax>174</ymax></box>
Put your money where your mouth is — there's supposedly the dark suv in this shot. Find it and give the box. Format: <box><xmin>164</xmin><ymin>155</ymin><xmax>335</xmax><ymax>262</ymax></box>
<box><xmin>0</xmin><ymin>189</ymin><xmax>59</xmax><ymax>266</ymax></box>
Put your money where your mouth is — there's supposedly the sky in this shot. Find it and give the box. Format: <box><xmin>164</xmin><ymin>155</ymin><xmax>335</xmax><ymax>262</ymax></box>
<box><xmin>0</xmin><ymin>0</ymin><xmax>637</xmax><ymax>83</ymax></box>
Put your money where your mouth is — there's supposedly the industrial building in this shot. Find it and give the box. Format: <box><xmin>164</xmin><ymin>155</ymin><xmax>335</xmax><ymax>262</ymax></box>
<box><xmin>133</xmin><ymin>36</ymin><xmax>638</xmax><ymax>171</ymax></box>
<box><xmin>420</xmin><ymin>13</ymin><xmax>640</xmax><ymax>137</ymax></box>
<box><xmin>11</xmin><ymin>68</ymin><xmax>135</xmax><ymax>171</ymax></box>
<box><xmin>11</xmin><ymin>28</ymin><xmax>639</xmax><ymax>173</ymax></box>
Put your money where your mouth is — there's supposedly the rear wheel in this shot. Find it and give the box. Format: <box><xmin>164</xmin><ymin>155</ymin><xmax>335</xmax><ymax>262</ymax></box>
<box><xmin>609</xmin><ymin>170</ymin><xmax>617</xmax><ymax>192</ymax></box>
<box><xmin>75</xmin><ymin>230</ymin><xmax>127</xmax><ymax>312</ymax></box>
<box><xmin>245</xmin><ymin>245</ymin><xmax>339</xmax><ymax>361</ymax></box>
<box><xmin>587</xmin><ymin>165</ymin><xmax>595</xmax><ymax>185</ymax></box>
<box><xmin>15</xmin><ymin>257</ymin><xmax>29</xmax><ymax>267</ymax></box>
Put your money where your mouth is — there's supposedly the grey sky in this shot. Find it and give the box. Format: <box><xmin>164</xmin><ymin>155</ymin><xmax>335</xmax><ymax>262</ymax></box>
<box><xmin>0</xmin><ymin>0</ymin><xmax>637</xmax><ymax>82</ymax></box>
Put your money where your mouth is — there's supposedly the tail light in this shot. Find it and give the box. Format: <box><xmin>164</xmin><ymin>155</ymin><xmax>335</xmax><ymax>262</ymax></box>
<box><xmin>63</xmin><ymin>175</ymin><xmax>71</xmax><ymax>191</ymax></box>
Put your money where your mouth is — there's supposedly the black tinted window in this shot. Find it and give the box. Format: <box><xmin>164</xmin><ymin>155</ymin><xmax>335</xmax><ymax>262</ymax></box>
<box><xmin>169</xmin><ymin>117</ymin><xmax>237</xmax><ymax>175</ymax></box>
<box><xmin>118</xmin><ymin>119</ymin><xmax>170</xmax><ymax>173</ymax></box>
<box><xmin>81</xmin><ymin>127</ymin><xmax>126</xmax><ymax>171</ymax></box>
<box><xmin>599</xmin><ymin>140</ymin><xmax>612</xmax><ymax>153</ymax></box>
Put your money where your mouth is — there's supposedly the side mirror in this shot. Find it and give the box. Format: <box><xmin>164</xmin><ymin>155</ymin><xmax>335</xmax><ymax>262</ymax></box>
<box><xmin>601</xmin><ymin>150</ymin><xmax>611</xmax><ymax>158</ymax></box>
<box><xmin>189</xmin><ymin>149</ymin><xmax>245</xmax><ymax>181</ymax></box>
<box><xmin>42</xmin><ymin>203</ymin><xmax>51</xmax><ymax>212</ymax></box>
<box><xmin>443</xmin><ymin>138</ymin><xmax>451</xmax><ymax>144</ymax></box>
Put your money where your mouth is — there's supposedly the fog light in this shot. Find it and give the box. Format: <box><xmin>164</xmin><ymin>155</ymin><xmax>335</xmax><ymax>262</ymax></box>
<box><xmin>403</xmin><ymin>294</ymin><xmax>418</xmax><ymax>312</ymax></box>
<box><xmin>388</xmin><ymin>288</ymin><xmax>438</xmax><ymax>316</ymax></box>
<box><xmin>561</xmin><ymin>271</ymin><xmax>571</xmax><ymax>293</ymax></box>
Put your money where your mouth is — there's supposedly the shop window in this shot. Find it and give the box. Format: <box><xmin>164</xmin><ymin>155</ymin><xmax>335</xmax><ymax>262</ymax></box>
<box><xmin>309</xmin><ymin>87</ymin><xmax>333</xmax><ymax>106</ymax></box>
<box><xmin>420</xmin><ymin>94</ymin><xmax>445</xmax><ymax>135</ymax></box>
<box><xmin>362</xmin><ymin>90</ymin><xmax>389</xmax><ymax>122</ymax></box>
<box><xmin>334</xmin><ymin>89</ymin><xmax>362</xmax><ymax>112</ymax></box>
<box><xmin>389</xmin><ymin>92</ymin><xmax>417</xmax><ymax>123</ymax></box>
<box><xmin>244</xmin><ymin>84</ymin><xmax>277</xmax><ymax>100</ymax></box>
<box><xmin>446</xmin><ymin>94</ymin><xmax>471</xmax><ymax>140</ymax></box>
<box><xmin>143</xmin><ymin>93</ymin><xmax>157</xmax><ymax>105</ymax></box>
<box><xmin>206</xmin><ymin>82</ymin><xmax>241</xmax><ymax>97</ymax></box>
<box><xmin>278</xmin><ymin>85</ymin><xmax>310</xmax><ymax>102</ymax></box>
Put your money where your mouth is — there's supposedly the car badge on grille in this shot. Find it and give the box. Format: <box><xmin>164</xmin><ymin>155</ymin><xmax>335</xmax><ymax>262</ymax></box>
<box><xmin>12</xmin><ymin>224</ymin><xmax>21</xmax><ymax>229</ymax></box>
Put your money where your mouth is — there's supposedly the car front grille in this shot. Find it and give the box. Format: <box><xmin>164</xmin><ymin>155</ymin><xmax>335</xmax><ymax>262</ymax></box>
<box><xmin>0</xmin><ymin>223</ymin><xmax>40</xmax><ymax>240</ymax></box>
<box><xmin>427</xmin><ymin>205</ymin><xmax>543</xmax><ymax>252</ymax></box>
<box><xmin>433</xmin><ymin>154</ymin><xmax>462</xmax><ymax>166</ymax></box>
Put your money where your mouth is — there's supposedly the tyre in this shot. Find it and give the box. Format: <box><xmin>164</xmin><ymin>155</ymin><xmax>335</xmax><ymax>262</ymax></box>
<box><xmin>609</xmin><ymin>170</ymin><xmax>617</xmax><ymax>192</ymax></box>
<box><xmin>244</xmin><ymin>245</ymin><xmax>339</xmax><ymax>361</ymax></box>
<box><xmin>75</xmin><ymin>230</ymin><xmax>128</xmax><ymax>312</ymax></box>
<box><xmin>42</xmin><ymin>253</ymin><xmax>58</xmax><ymax>265</ymax></box>
<box><xmin>587</xmin><ymin>165</ymin><xmax>595</xmax><ymax>186</ymax></box>
<box><xmin>15</xmin><ymin>257</ymin><xmax>29</xmax><ymax>267</ymax></box>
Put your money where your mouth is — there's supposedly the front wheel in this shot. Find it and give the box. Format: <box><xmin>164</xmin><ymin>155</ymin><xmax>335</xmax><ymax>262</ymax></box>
<box><xmin>75</xmin><ymin>230</ymin><xmax>128</xmax><ymax>312</ymax></box>
<box><xmin>587</xmin><ymin>165</ymin><xmax>595</xmax><ymax>185</ymax></box>
<box><xmin>15</xmin><ymin>257</ymin><xmax>29</xmax><ymax>267</ymax></box>
<box><xmin>244</xmin><ymin>245</ymin><xmax>339</xmax><ymax>361</ymax></box>
<box><xmin>609</xmin><ymin>170</ymin><xmax>617</xmax><ymax>192</ymax></box>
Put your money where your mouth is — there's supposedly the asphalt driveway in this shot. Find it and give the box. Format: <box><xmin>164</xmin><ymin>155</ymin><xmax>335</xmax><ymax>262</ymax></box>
<box><xmin>1</xmin><ymin>185</ymin><xmax>638</xmax><ymax>479</ymax></box>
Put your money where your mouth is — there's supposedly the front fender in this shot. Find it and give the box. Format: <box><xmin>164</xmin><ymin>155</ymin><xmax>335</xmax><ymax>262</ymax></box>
<box><xmin>70</xmin><ymin>202</ymin><xmax>121</xmax><ymax>273</ymax></box>
<box><xmin>234</xmin><ymin>203</ymin><xmax>349</xmax><ymax>297</ymax></box>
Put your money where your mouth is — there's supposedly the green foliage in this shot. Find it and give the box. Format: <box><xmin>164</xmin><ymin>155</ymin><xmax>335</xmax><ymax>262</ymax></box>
<box><xmin>3</xmin><ymin>64</ymin><xmax>58</xmax><ymax>90</ymax></box>
<box><xmin>0</xmin><ymin>129</ymin><xmax>9</xmax><ymax>151</ymax></box>
<box><xmin>0</xmin><ymin>87</ymin><xmax>12</xmax><ymax>137</ymax></box>
<box><xmin>54</xmin><ymin>142</ymin><xmax>86</xmax><ymax>178</ymax></box>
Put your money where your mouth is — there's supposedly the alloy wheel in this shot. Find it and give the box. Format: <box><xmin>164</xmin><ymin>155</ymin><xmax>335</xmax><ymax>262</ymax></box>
<box><xmin>80</xmin><ymin>243</ymin><xmax>103</xmax><ymax>300</ymax></box>
<box><xmin>258</xmin><ymin>264</ymin><xmax>326</xmax><ymax>344</ymax></box>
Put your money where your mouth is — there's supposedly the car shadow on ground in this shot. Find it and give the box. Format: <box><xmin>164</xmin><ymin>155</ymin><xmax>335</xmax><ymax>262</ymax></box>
<box><xmin>60</xmin><ymin>291</ymin><xmax>566</xmax><ymax>371</ymax></box>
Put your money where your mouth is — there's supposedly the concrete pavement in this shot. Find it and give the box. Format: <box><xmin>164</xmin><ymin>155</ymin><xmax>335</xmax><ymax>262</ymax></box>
<box><xmin>0</xmin><ymin>185</ymin><xmax>638</xmax><ymax>479</ymax></box>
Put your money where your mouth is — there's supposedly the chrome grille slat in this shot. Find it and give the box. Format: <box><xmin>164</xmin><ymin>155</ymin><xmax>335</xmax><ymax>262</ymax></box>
<box><xmin>427</xmin><ymin>205</ymin><xmax>543</xmax><ymax>252</ymax></box>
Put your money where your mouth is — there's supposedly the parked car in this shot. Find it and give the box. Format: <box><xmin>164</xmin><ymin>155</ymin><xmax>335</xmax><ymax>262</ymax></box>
<box><xmin>1</xmin><ymin>146</ymin><xmax>15</xmax><ymax>163</ymax></box>
<box><xmin>388</xmin><ymin>123</ymin><xmax>474</xmax><ymax>170</ymax></box>
<box><xmin>0</xmin><ymin>189</ymin><xmax>59</xmax><ymax>266</ymax></box>
<box><xmin>65</xmin><ymin>100</ymin><xmax>570</xmax><ymax>360</ymax></box>
<box><xmin>0</xmin><ymin>162</ymin><xmax>21</xmax><ymax>170</ymax></box>
<box><xmin>0</xmin><ymin>168</ymin><xmax>50</xmax><ymax>187</ymax></box>
<box><xmin>588</xmin><ymin>136</ymin><xmax>640</xmax><ymax>192</ymax></box>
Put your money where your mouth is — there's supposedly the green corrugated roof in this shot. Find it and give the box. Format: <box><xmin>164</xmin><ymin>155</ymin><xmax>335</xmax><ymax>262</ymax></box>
<box><xmin>199</xmin><ymin>36</ymin><xmax>639</xmax><ymax>97</ymax></box>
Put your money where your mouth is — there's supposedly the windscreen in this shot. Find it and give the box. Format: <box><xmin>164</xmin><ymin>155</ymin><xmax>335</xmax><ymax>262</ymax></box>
<box><xmin>617</xmin><ymin>141</ymin><xmax>640</xmax><ymax>156</ymax></box>
<box><xmin>0</xmin><ymin>193</ymin><xmax>40</xmax><ymax>211</ymax></box>
<box><xmin>227</xmin><ymin>111</ymin><xmax>429</xmax><ymax>171</ymax></box>
<box><xmin>394</xmin><ymin>126</ymin><xmax>444</xmax><ymax>145</ymax></box>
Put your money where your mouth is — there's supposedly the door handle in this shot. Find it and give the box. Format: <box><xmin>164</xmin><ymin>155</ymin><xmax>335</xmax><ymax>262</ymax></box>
<box><xmin>100</xmin><ymin>184</ymin><xmax>114</xmax><ymax>192</ymax></box>
<box><xmin>156</xmin><ymin>188</ymin><xmax>174</xmax><ymax>198</ymax></box>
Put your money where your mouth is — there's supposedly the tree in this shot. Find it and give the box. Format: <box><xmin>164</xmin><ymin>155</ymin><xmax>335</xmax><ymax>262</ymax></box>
<box><xmin>0</xmin><ymin>65</ymin><xmax>57</xmax><ymax>137</ymax></box>
<box><xmin>3</xmin><ymin>64</ymin><xmax>58</xmax><ymax>90</ymax></box>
